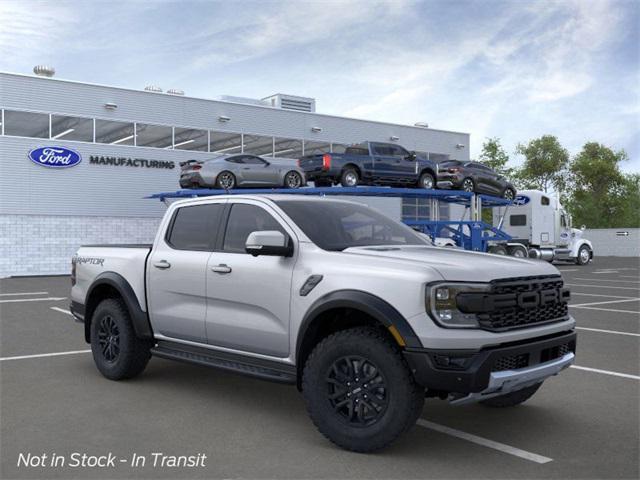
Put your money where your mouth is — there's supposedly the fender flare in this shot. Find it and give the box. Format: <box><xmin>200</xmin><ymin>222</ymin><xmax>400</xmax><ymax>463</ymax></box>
<box><xmin>571</xmin><ymin>238</ymin><xmax>594</xmax><ymax>258</ymax></box>
<box><xmin>296</xmin><ymin>290</ymin><xmax>422</xmax><ymax>364</ymax></box>
<box><xmin>84</xmin><ymin>272</ymin><xmax>153</xmax><ymax>342</ymax></box>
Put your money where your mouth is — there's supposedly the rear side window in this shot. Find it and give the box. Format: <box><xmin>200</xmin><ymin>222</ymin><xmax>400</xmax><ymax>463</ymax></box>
<box><xmin>223</xmin><ymin>204</ymin><xmax>286</xmax><ymax>253</ymax></box>
<box><xmin>345</xmin><ymin>147</ymin><xmax>369</xmax><ymax>156</ymax></box>
<box><xmin>510</xmin><ymin>215</ymin><xmax>527</xmax><ymax>226</ymax></box>
<box><xmin>167</xmin><ymin>204</ymin><xmax>223</xmax><ymax>251</ymax></box>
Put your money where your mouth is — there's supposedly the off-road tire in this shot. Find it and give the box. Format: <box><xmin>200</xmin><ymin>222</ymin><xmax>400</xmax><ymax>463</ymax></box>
<box><xmin>90</xmin><ymin>298</ymin><xmax>152</xmax><ymax>381</ymax></box>
<box><xmin>340</xmin><ymin>168</ymin><xmax>359</xmax><ymax>187</ymax></box>
<box><xmin>418</xmin><ymin>172</ymin><xmax>435</xmax><ymax>190</ymax></box>
<box><xmin>480</xmin><ymin>382</ymin><xmax>542</xmax><ymax>408</ymax></box>
<box><xmin>576</xmin><ymin>245</ymin><xmax>591</xmax><ymax>265</ymax></box>
<box><xmin>302</xmin><ymin>327</ymin><xmax>424</xmax><ymax>453</ymax></box>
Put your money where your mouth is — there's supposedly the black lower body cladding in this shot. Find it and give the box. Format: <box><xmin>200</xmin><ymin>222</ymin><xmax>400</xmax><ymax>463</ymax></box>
<box><xmin>403</xmin><ymin>331</ymin><xmax>577</xmax><ymax>394</ymax></box>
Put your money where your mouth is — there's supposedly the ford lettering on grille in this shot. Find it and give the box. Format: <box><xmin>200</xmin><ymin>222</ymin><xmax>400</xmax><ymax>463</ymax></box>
<box><xmin>28</xmin><ymin>146</ymin><xmax>82</xmax><ymax>168</ymax></box>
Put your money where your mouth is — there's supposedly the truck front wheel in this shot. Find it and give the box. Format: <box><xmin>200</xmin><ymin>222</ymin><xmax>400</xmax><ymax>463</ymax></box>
<box><xmin>90</xmin><ymin>298</ymin><xmax>152</xmax><ymax>380</ymax></box>
<box><xmin>480</xmin><ymin>382</ymin><xmax>542</xmax><ymax>408</ymax></box>
<box><xmin>576</xmin><ymin>245</ymin><xmax>591</xmax><ymax>265</ymax></box>
<box><xmin>302</xmin><ymin>327</ymin><xmax>424</xmax><ymax>452</ymax></box>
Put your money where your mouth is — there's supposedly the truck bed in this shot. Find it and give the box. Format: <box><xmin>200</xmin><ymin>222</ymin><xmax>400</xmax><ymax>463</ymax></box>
<box><xmin>72</xmin><ymin>244</ymin><xmax>152</xmax><ymax>314</ymax></box>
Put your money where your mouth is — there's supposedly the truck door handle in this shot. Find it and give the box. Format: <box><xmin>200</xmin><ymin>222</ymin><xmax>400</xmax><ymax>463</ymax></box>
<box><xmin>211</xmin><ymin>264</ymin><xmax>232</xmax><ymax>274</ymax></box>
<box><xmin>153</xmin><ymin>260</ymin><xmax>171</xmax><ymax>269</ymax></box>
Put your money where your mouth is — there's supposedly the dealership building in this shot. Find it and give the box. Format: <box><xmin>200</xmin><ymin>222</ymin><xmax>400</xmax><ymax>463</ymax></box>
<box><xmin>0</xmin><ymin>69</ymin><xmax>470</xmax><ymax>277</ymax></box>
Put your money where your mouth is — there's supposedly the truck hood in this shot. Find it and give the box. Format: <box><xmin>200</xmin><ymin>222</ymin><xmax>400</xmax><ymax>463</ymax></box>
<box><xmin>341</xmin><ymin>245</ymin><xmax>560</xmax><ymax>282</ymax></box>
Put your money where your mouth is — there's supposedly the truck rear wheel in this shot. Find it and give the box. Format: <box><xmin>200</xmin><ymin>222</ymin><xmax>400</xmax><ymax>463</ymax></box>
<box><xmin>340</xmin><ymin>168</ymin><xmax>359</xmax><ymax>187</ymax></box>
<box><xmin>90</xmin><ymin>298</ymin><xmax>152</xmax><ymax>380</ymax></box>
<box><xmin>480</xmin><ymin>382</ymin><xmax>542</xmax><ymax>408</ymax></box>
<box><xmin>302</xmin><ymin>327</ymin><xmax>424</xmax><ymax>452</ymax></box>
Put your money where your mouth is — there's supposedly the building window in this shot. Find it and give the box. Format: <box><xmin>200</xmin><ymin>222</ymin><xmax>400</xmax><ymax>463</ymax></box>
<box><xmin>210</xmin><ymin>131</ymin><xmax>243</xmax><ymax>154</ymax></box>
<box><xmin>50</xmin><ymin>114</ymin><xmax>93</xmax><ymax>142</ymax></box>
<box><xmin>3</xmin><ymin>110</ymin><xmax>49</xmax><ymax>138</ymax></box>
<box><xmin>273</xmin><ymin>137</ymin><xmax>303</xmax><ymax>159</ymax></box>
<box><xmin>243</xmin><ymin>134</ymin><xmax>274</xmax><ymax>156</ymax></box>
<box><xmin>173</xmin><ymin>127</ymin><xmax>208</xmax><ymax>151</ymax></box>
<box><xmin>95</xmin><ymin>119</ymin><xmax>135</xmax><ymax>145</ymax></box>
<box><xmin>135</xmin><ymin>123</ymin><xmax>173</xmax><ymax>148</ymax></box>
<box><xmin>303</xmin><ymin>140</ymin><xmax>331</xmax><ymax>155</ymax></box>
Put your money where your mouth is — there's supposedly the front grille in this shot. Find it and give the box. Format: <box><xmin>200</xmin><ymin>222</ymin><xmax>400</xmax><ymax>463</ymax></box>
<box><xmin>541</xmin><ymin>341</ymin><xmax>574</xmax><ymax>363</ymax></box>
<box><xmin>475</xmin><ymin>275</ymin><xmax>570</xmax><ymax>332</ymax></box>
<box><xmin>492</xmin><ymin>353</ymin><xmax>529</xmax><ymax>372</ymax></box>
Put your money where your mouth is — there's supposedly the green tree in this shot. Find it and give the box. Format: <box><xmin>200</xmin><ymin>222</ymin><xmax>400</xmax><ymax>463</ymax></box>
<box><xmin>565</xmin><ymin>142</ymin><xmax>638</xmax><ymax>228</ymax></box>
<box><xmin>515</xmin><ymin>135</ymin><xmax>569</xmax><ymax>193</ymax></box>
<box><xmin>479</xmin><ymin>137</ymin><xmax>513</xmax><ymax>176</ymax></box>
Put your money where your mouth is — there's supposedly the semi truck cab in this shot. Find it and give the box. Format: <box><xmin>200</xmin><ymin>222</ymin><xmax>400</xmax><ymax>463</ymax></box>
<box><xmin>494</xmin><ymin>190</ymin><xmax>594</xmax><ymax>265</ymax></box>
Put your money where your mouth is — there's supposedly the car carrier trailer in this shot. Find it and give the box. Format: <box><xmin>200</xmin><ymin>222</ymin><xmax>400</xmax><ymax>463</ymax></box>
<box><xmin>149</xmin><ymin>186</ymin><xmax>513</xmax><ymax>254</ymax></box>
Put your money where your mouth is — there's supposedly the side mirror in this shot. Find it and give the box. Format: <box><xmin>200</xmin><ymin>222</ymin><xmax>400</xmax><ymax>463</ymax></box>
<box><xmin>407</xmin><ymin>151</ymin><xmax>417</xmax><ymax>161</ymax></box>
<box><xmin>581</xmin><ymin>225</ymin><xmax>586</xmax><ymax>231</ymax></box>
<box><xmin>245</xmin><ymin>230</ymin><xmax>293</xmax><ymax>257</ymax></box>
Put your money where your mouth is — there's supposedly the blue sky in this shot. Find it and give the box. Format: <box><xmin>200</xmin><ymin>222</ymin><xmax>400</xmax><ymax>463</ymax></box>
<box><xmin>1</xmin><ymin>0</ymin><xmax>638</xmax><ymax>171</ymax></box>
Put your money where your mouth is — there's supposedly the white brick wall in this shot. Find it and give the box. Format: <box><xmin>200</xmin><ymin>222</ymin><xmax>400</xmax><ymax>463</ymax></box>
<box><xmin>0</xmin><ymin>214</ymin><xmax>161</xmax><ymax>277</ymax></box>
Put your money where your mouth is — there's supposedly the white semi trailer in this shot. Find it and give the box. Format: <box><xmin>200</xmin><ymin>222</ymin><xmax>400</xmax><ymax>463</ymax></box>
<box><xmin>492</xmin><ymin>190</ymin><xmax>594</xmax><ymax>265</ymax></box>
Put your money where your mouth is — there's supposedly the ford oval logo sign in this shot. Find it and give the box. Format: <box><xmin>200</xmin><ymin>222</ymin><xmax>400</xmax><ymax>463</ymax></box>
<box><xmin>28</xmin><ymin>146</ymin><xmax>82</xmax><ymax>168</ymax></box>
<box><xmin>513</xmin><ymin>195</ymin><xmax>530</xmax><ymax>206</ymax></box>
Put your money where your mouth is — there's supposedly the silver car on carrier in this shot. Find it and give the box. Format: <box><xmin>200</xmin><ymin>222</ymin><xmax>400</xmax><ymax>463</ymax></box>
<box><xmin>179</xmin><ymin>154</ymin><xmax>306</xmax><ymax>189</ymax></box>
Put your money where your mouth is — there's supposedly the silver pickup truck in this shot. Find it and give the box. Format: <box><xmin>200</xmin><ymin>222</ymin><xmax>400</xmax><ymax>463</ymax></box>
<box><xmin>71</xmin><ymin>194</ymin><xmax>576</xmax><ymax>452</ymax></box>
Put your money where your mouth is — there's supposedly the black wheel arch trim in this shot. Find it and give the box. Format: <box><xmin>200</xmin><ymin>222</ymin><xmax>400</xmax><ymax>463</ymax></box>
<box><xmin>296</xmin><ymin>290</ymin><xmax>422</xmax><ymax>364</ymax></box>
<box><xmin>84</xmin><ymin>272</ymin><xmax>153</xmax><ymax>343</ymax></box>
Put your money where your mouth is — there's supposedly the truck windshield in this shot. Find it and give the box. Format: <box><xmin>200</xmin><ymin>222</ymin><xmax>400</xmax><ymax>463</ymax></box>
<box><xmin>275</xmin><ymin>200</ymin><xmax>428</xmax><ymax>251</ymax></box>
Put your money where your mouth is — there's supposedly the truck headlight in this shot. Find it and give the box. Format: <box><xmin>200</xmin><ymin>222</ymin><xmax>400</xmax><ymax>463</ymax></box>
<box><xmin>426</xmin><ymin>283</ymin><xmax>490</xmax><ymax>328</ymax></box>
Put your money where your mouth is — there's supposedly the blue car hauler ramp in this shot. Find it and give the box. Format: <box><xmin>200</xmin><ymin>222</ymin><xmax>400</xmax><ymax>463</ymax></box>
<box><xmin>148</xmin><ymin>186</ymin><xmax>512</xmax><ymax>252</ymax></box>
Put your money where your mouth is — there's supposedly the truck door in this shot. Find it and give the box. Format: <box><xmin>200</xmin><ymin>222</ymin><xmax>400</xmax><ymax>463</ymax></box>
<box><xmin>558</xmin><ymin>211</ymin><xmax>571</xmax><ymax>246</ymax></box>
<box><xmin>388</xmin><ymin>144</ymin><xmax>417</xmax><ymax>182</ymax></box>
<box><xmin>205</xmin><ymin>200</ymin><xmax>295</xmax><ymax>357</ymax></box>
<box><xmin>370</xmin><ymin>143</ymin><xmax>396</xmax><ymax>180</ymax></box>
<box><xmin>147</xmin><ymin>202</ymin><xmax>225</xmax><ymax>342</ymax></box>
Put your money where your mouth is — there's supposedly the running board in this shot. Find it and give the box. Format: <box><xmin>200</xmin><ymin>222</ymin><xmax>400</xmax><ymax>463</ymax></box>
<box><xmin>151</xmin><ymin>341</ymin><xmax>296</xmax><ymax>384</ymax></box>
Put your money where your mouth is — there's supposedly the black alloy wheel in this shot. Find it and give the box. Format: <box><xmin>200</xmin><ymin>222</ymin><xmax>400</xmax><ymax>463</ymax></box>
<box><xmin>98</xmin><ymin>315</ymin><xmax>120</xmax><ymax>363</ymax></box>
<box><xmin>326</xmin><ymin>356</ymin><xmax>388</xmax><ymax>427</ymax></box>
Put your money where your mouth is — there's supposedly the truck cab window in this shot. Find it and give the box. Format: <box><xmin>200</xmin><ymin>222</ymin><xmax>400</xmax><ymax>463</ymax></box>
<box><xmin>223</xmin><ymin>204</ymin><xmax>286</xmax><ymax>253</ymax></box>
<box><xmin>541</xmin><ymin>196</ymin><xmax>550</xmax><ymax>206</ymax></box>
<box><xmin>166</xmin><ymin>204</ymin><xmax>223</xmax><ymax>251</ymax></box>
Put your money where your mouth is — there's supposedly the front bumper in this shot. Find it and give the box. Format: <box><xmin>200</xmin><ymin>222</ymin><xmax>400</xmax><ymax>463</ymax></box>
<box><xmin>403</xmin><ymin>330</ymin><xmax>576</xmax><ymax>399</ymax></box>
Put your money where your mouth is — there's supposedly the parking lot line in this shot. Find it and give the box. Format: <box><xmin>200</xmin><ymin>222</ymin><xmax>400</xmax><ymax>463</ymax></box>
<box><xmin>417</xmin><ymin>419</ymin><xmax>553</xmax><ymax>464</ymax></box>
<box><xmin>0</xmin><ymin>349</ymin><xmax>91</xmax><ymax>362</ymax></box>
<box><xmin>573</xmin><ymin>278</ymin><xmax>640</xmax><ymax>284</ymax></box>
<box><xmin>557</xmin><ymin>268</ymin><xmax>579</xmax><ymax>272</ymax></box>
<box><xmin>565</xmin><ymin>283</ymin><xmax>640</xmax><ymax>291</ymax></box>
<box><xmin>0</xmin><ymin>296</ymin><xmax>66</xmax><ymax>304</ymax></box>
<box><xmin>571</xmin><ymin>365</ymin><xmax>640</xmax><ymax>380</ymax></box>
<box><xmin>593</xmin><ymin>271</ymin><xmax>620</xmax><ymax>274</ymax></box>
<box><xmin>50</xmin><ymin>306</ymin><xmax>72</xmax><ymax>315</ymax></box>
<box><xmin>569</xmin><ymin>305</ymin><xmax>640</xmax><ymax>314</ymax></box>
<box><xmin>571</xmin><ymin>292</ymin><xmax>636</xmax><ymax>299</ymax></box>
<box><xmin>570</xmin><ymin>298</ymin><xmax>639</xmax><ymax>307</ymax></box>
<box><xmin>0</xmin><ymin>291</ymin><xmax>49</xmax><ymax>296</ymax></box>
<box><xmin>575</xmin><ymin>327</ymin><xmax>640</xmax><ymax>337</ymax></box>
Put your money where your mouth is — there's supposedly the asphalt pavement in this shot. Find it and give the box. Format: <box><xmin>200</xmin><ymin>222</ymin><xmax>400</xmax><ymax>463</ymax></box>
<box><xmin>1</xmin><ymin>257</ymin><xmax>638</xmax><ymax>479</ymax></box>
